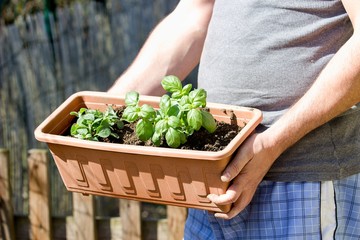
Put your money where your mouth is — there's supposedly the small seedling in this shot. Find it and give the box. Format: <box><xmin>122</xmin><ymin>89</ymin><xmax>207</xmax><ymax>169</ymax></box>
<box><xmin>70</xmin><ymin>106</ymin><xmax>123</xmax><ymax>141</ymax></box>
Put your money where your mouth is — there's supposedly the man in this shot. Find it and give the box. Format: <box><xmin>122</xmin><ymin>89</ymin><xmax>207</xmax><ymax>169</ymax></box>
<box><xmin>108</xmin><ymin>0</ymin><xmax>360</xmax><ymax>239</ymax></box>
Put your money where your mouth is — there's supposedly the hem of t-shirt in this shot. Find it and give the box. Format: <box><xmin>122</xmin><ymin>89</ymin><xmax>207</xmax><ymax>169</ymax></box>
<box><xmin>263</xmin><ymin>167</ymin><xmax>360</xmax><ymax>182</ymax></box>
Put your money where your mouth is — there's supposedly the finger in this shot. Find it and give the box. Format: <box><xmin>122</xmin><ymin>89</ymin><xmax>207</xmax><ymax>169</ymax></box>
<box><xmin>207</xmin><ymin>178</ymin><xmax>244</xmax><ymax>205</ymax></box>
<box><xmin>214</xmin><ymin>191</ymin><xmax>253</xmax><ymax>219</ymax></box>
<box><xmin>214</xmin><ymin>194</ymin><xmax>246</xmax><ymax>219</ymax></box>
<box><xmin>221</xmin><ymin>138</ymin><xmax>255</xmax><ymax>182</ymax></box>
<box><xmin>213</xmin><ymin>175</ymin><xmax>259</xmax><ymax>219</ymax></box>
<box><xmin>207</xmin><ymin>189</ymin><xmax>237</xmax><ymax>205</ymax></box>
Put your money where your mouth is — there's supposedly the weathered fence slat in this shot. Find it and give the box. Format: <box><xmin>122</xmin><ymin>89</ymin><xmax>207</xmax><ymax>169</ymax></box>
<box><xmin>167</xmin><ymin>206</ymin><xmax>187</xmax><ymax>240</ymax></box>
<box><xmin>0</xmin><ymin>149</ymin><xmax>16</xmax><ymax>240</ymax></box>
<box><xmin>72</xmin><ymin>193</ymin><xmax>96</xmax><ymax>240</ymax></box>
<box><xmin>28</xmin><ymin>149</ymin><xmax>51</xmax><ymax>240</ymax></box>
<box><xmin>120</xmin><ymin>199</ymin><xmax>141</xmax><ymax>240</ymax></box>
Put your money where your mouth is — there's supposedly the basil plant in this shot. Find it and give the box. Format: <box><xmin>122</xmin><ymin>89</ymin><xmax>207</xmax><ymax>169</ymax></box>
<box><xmin>122</xmin><ymin>75</ymin><xmax>217</xmax><ymax>148</ymax></box>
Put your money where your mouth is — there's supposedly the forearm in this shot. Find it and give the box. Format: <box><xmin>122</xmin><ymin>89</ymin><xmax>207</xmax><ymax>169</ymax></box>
<box><xmin>264</xmin><ymin>33</ymin><xmax>360</xmax><ymax>158</ymax></box>
<box><xmin>108</xmin><ymin>0</ymin><xmax>214</xmax><ymax>96</ymax></box>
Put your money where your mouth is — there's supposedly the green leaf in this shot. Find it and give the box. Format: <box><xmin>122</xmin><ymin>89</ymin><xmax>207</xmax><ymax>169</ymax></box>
<box><xmin>187</xmin><ymin>109</ymin><xmax>202</xmax><ymax>131</ymax></box>
<box><xmin>116</xmin><ymin>121</ymin><xmax>124</xmax><ymax>129</ymax></box>
<box><xmin>70</xmin><ymin>124</ymin><xmax>79</xmax><ymax>136</ymax></box>
<box><xmin>122</xmin><ymin>106</ymin><xmax>139</xmax><ymax>122</ymax></box>
<box><xmin>159</xmin><ymin>95</ymin><xmax>171</xmax><ymax>113</ymax></box>
<box><xmin>74</xmin><ymin>134</ymin><xmax>84</xmax><ymax>139</ymax></box>
<box><xmin>100</xmin><ymin>119</ymin><xmax>111</xmax><ymax>128</ymax></box>
<box><xmin>179</xmin><ymin>132</ymin><xmax>187</xmax><ymax>144</ymax></box>
<box><xmin>201</xmin><ymin>110</ymin><xmax>217</xmax><ymax>133</ymax></box>
<box><xmin>83</xmin><ymin>113</ymin><xmax>95</xmax><ymax>121</ymax></box>
<box><xmin>191</xmin><ymin>101</ymin><xmax>204</xmax><ymax>109</ymax></box>
<box><xmin>165</xmin><ymin>128</ymin><xmax>181</xmax><ymax>148</ymax></box>
<box><xmin>167</xmin><ymin>105</ymin><xmax>180</xmax><ymax>117</ymax></box>
<box><xmin>154</xmin><ymin>111</ymin><xmax>163</xmax><ymax>121</ymax></box>
<box><xmin>172</xmin><ymin>83</ymin><xmax>193</xmax><ymax>99</ymax></box>
<box><xmin>105</xmin><ymin>106</ymin><xmax>116</xmax><ymax>116</ymax></box>
<box><xmin>182</xmin><ymin>84</ymin><xmax>192</xmax><ymax>95</ymax></box>
<box><xmin>161</xmin><ymin>75</ymin><xmax>182</xmax><ymax>93</ymax></box>
<box><xmin>184</xmin><ymin>126</ymin><xmax>194</xmax><ymax>136</ymax></box>
<box><xmin>155</xmin><ymin>119</ymin><xmax>168</xmax><ymax>134</ymax></box>
<box><xmin>167</xmin><ymin>116</ymin><xmax>181</xmax><ymax>129</ymax></box>
<box><xmin>136</xmin><ymin>119</ymin><xmax>154</xmax><ymax>141</ymax></box>
<box><xmin>179</xmin><ymin>95</ymin><xmax>190</xmax><ymax>106</ymax></box>
<box><xmin>111</xmin><ymin>132</ymin><xmax>120</xmax><ymax>139</ymax></box>
<box><xmin>180</xmin><ymin>103</ymin><xmax>191</xmax><ymax>112</ymax></box>
<box><xmin>189</xmin><ymin>89</ymin><xmax>207</xmax><ymax>107</ymax></box>
<box><xmin>93</xmin><ymin>118</ymin><xmax>102</xmax><ymax>125</ymax></box>
<box><xmin>97</xmin><ymin>127</ymin><xmax>111</xmax><ymax>138</ymax></box>
<box><xmin>139</xmin><ymin>104</ymin><xmax>156</xmax><ymax>120</ymax></box>
<box><xmin>125</xmin><ymin>91</ymin><xmax>139</xmax><ymax>107</ymax></box>
<box><xmin>171</xmin><ymin>91</ymin><xmax>182</xmax><ymax>99</ymax></box>
<box><xmin>151</xmin><ymin>132</ymin><xmax>162</xmax><ymax>146</ymax></box>
<box><xmin>70</xmin><ymin>111</ymin><xmax>79</xmax><ymax>117</ymax></box>
<box><xmin>77</xmin><ymin>128</ymin><xmax>88</xmax><ymax>135</ymax></box>
<box><xmin>78</xmin><ymin>108</ymin><xmax>88</xmax><ymax>115</ymax></box>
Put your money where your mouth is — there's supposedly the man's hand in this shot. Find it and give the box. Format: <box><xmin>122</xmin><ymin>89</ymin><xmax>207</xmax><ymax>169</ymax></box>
<box><xmin>207</xmin><ymin>132</ymin><xmax>280</xmax><ymax>219</ymax></box>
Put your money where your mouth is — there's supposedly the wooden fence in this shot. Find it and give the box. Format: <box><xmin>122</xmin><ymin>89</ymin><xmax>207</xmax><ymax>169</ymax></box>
<box><xmin>0</xmin><ymin>0</ymin><xmax>199</xmax><ymax>238</ymax></box>
<box><xmin>0</xmin><ymin>0</ymin><xmax>199</xmax><ymax>218</ymax></box>
<box><xmin>0</xmin><ymin>148</ymin><xmax>187</xmax><ymax>240</ymax></box>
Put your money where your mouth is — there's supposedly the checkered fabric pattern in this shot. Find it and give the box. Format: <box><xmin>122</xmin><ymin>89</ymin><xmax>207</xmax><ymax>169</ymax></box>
<box><xmin>334</xmin><ymin>174</ymin><xmax>360</xmax><ymax>239</ymax></box>
<box><xmin>184</xmin><ymin>173</ymin><xmax>360</xmax><ymax>240</ymax></box>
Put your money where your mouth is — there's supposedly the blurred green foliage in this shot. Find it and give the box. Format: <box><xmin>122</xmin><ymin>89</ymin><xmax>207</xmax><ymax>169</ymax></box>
<box><xmin>0</xmin><ymin>0</ymin><xmax>92</xmax><ymax>25</ymax></box>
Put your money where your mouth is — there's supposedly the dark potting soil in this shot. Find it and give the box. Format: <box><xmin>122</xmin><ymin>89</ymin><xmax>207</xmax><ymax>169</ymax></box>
<box><xmin>99</xmin><ymin>107</ymin><xmax>243</xmax><ymax>152</ymax></box>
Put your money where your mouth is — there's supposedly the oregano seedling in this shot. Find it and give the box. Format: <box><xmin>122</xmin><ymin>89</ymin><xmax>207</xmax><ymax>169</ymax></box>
<box><xmin>70</xmin><ymin>106</ymin><xmax>123</xmax><ymax>141</ymax></box>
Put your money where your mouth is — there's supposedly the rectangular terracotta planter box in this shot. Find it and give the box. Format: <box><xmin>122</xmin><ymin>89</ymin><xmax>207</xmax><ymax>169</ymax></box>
<box><xmin>34</xmin><ymin>91</ymin><xmax>262</xmax><ymax>213</ymax></box>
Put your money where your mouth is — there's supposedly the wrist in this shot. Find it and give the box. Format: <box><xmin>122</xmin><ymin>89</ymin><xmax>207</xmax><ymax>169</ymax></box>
<box><xmin>259</xmin><ymin>128</ymin><xmax>288</xmax><ymax>161</ymax></box>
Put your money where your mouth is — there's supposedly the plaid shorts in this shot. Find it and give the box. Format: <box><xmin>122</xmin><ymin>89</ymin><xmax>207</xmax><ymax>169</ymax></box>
<box><xmin>184</xmin><ymin>173</ymin><xmax>360</xmax><ymax>240</ymax></box>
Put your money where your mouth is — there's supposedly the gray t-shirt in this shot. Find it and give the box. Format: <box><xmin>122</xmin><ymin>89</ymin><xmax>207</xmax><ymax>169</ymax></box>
<box><xmin>199</xmin><ymin>0</ymin><xmax>360</xmax><ymax>181</ymax></box>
